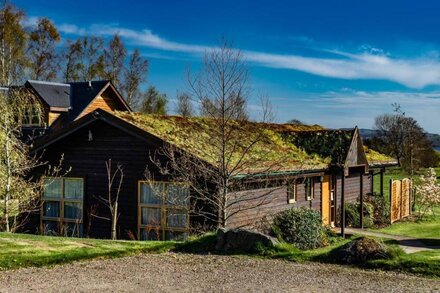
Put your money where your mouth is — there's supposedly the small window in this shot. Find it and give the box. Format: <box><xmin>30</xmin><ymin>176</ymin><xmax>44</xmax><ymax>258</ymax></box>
<box><xmin>139</xmin><ymin>181</ymin><xmax>189</xmax><ymax>241</ymax></box>
<box><xmin>305</xmin><ymin>177</ymin><xmax>314</xmax><ymax>200</ymax></box>
<box><xmin>289</xmin><ymin>182</ymin><xmax>297</xmax><ymax>203</ymax></box>
<box><xmin>41</xmin><ymin>177</ymin><xmax>84</xmax><ymax>237</ymax></box>
<box><xmin>22</xmin><ymin>107</ymin><xmax>42</xmax><ymax>127</ymax></box>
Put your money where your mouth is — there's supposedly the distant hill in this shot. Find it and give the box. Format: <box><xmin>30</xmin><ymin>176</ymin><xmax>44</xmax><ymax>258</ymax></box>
<box><xmin>355</xmin><ymin>128</ymin><xmax>440</xmax><ymax>147</ymax></box>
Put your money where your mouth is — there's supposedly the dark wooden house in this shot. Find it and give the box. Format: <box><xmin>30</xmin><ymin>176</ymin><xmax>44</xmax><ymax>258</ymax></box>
<box><xmin>27</xmin><ymin>90</ymin><xmax>397</xmax><ymax>240</ymax></box>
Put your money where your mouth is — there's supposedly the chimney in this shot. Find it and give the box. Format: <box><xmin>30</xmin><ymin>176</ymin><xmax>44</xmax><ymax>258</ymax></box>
<box><xmin>88</xmin><ymin>81</ymin><xmax>92</xmax><ymax>88</ymax></box>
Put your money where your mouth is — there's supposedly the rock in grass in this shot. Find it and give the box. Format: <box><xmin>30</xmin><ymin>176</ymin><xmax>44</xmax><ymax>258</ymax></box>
<box><xmin>331</xmin><ymin>237</ymin><xmax>388</xmax><ymax>264</ymax></box>
<box><xmin>216</xmin><ymin>228</ymin><xmax>279</xmax><ymax>252</ymax></box>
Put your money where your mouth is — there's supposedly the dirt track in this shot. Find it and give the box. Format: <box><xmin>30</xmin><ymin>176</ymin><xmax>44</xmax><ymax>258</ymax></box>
<box><xmin>1</xmin><ymin>253</ymin><xmax>439</xmax><ymax>292</ymax></box>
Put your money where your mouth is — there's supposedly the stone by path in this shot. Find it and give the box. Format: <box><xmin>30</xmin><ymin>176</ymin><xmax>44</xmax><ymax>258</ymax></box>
<box><xmin>343</xmin><ymin>227</ymin><xmax>440</xmax><ymax>253</ymax></box>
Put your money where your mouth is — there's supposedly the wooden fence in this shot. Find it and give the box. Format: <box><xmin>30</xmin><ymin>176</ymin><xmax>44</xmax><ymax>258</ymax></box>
<box><xmin>390</xmin><ymin>178</ymin><xmax>412</xmax><ymax>223</ymax></box>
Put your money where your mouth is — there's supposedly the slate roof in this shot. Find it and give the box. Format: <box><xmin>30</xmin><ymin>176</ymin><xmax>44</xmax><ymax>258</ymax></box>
<box><xmin>26</xmin><ymin>80</ymin><xmax>114</xmax><ymax>121</ymax></box>
<box><xmin>67</xmin><ymin>80</ymin><xmax>110</xmax><ymax>120</ymax></box>
<box><xmin>26</xmin><ymin>80</ymin><xmax>71</xmax><ymax>109</ymax></box>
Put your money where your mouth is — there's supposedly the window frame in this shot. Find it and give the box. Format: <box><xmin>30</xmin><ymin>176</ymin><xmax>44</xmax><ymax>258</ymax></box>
<box><xmin>305</xmin><ymin>177</ymin><xmax>314</xmax><ymax>201</ymax></box>
<box><xmin>288</xmin><ymin>181</ymin><xmax>297</xmax><ymax>203</ymax></box>
<box><xmin>22</xmin><ymin>106</ymin><xmax>43</xmax><ymax>127</ymax></box>
<box><xmin>138</xmin><ymin>181</ymin><xmax>190</xmax><ymax>241</ymax></box>
<box><xmin>40</xmin><ymin>177</ymin><xmax>85</xmax><ymax>236</ymax></box>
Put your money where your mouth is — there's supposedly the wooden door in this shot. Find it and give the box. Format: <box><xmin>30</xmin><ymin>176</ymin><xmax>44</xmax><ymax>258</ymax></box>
<box><xmin>321</xmin><ymin>175</ymin><xmax>331</xmax><ymax>225</ymax></box>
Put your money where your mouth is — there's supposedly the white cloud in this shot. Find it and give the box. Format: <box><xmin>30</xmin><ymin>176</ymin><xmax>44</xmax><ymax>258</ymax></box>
<box><xmin>21</xmin><ymin>16</ymin><xmax>39</xmax><ymax>28</ymax></box>
<box><xmin>54</xmin><ymin>21</ymin><xmax>440</xmax><ymax>89</ymax></box>
<box><xmin>58</xmin><ymin>24</ymin><xmax>87</xmax><ymax>36</ymax></box>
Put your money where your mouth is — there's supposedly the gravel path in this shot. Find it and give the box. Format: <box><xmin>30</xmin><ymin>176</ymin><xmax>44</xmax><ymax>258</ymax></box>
<box><xmin>0</xmin><ymin>253</ymin><xmax>439</xmax><ymax>292</ymax></box>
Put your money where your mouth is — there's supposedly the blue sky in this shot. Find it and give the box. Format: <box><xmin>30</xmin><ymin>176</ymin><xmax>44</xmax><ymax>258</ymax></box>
<box><xmin>15</xmin><ymin>0</ymin><xmax>440</xmax><ymax>133</ymax></box>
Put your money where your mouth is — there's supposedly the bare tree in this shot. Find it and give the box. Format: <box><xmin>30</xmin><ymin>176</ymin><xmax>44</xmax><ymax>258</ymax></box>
<box><xmin>0</xmin><ymin>88</ymin><xmax>67</xmax><ymax>232</ymax></box>
<box><xmin>145</xmin><ymin>40</ymin><xmax>291</xmax><ymax>229</ymax></box>
<box><xmin>176</xmin><ymin>92</ymin><xmax>193</xmax><ymax>117</ymax></box>
<box><xmin>122</xmin><ymin>49</ymin><xmax>148</xmax><ymax>109</ymax></box>
<box><xmin>27</xmin><ymin>17</ymin><xmax>60</xmax><ymax>80</ymax></box>
<box><xmin>93</xmin><ymin>159</ymin><xmax>124</xmax><ymax>240</ymax></box>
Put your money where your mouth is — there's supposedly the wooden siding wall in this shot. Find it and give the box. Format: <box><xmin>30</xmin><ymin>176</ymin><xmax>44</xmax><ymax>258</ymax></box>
<box><xmin>48</xmin><ymin>112</ymin><xmax>61</xmax><ymax>126</ymax></box>
<box><xmin>34</xmin><ymin>120</ymin><xmax>161</xmax><ymax>239</ymax></box>
<box><xmin>226</xmin><ymin>176</ymin><xmax>322</xmax><ymax>229</ymax></box>
<box><xmin>335</xmin><ymin>170</ymin><xmax>371</xmax><ymax>209</ymax></box>
<box><xmin>77</xmin><ymin>91</ymin><xmax>121</xmax><ymax>120</ymax></box>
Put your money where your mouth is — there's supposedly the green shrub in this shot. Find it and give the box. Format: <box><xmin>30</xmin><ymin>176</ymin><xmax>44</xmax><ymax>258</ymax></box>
<box><xmin>271</xmin><ymin>207</ymin><xmax>326</xmax><ymax>249</ymax></box>
<box><xmin>364</xmin><ymin>193</ymin><xmax>390</xmax><ymax>227</ymax></box>
<box><xmin>338</xmin><ymin>200</ymin><xmax>376</xmax><ymax>228</ymax></box>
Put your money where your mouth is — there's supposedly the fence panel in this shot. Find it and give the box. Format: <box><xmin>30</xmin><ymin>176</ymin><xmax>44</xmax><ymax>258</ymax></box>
<box><xmin>401</xmin><ymin>178</ymin><xmax>411</xmax><ymax>218</ymax></box>
<box><xmin>390</xmin><ymin>178</ymin><xmax>411</xmax><ymax>223</ymax></box>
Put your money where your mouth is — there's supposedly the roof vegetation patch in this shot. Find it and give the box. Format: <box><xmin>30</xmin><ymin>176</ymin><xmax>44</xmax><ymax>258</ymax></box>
<box><xmin>112</xmin><ymin>111</ymin><xmax>395</xmax><ymax>173</ymax></box>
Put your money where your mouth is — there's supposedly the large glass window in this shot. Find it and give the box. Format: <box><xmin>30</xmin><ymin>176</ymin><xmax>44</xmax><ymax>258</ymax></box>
<box><xmin>42</xmin><ymin>177</ymin><xmax>84</xmax><ymax>237</ymax></box>
<box><xmin>138</xmin><ymin>181</ymin><xmax>189</xmax><ymax>241</ymax></box>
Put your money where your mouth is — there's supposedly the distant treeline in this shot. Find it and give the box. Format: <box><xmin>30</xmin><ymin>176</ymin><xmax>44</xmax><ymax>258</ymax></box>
<box><xmin>358</xmin><ymin>129</ymin><xmax>440</xmax><ymax>147</ymax></box>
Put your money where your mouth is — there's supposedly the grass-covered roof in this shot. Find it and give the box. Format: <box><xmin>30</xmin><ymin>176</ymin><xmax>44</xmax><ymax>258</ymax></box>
<box><xmin>112</xmin><ymin>111</ymin><xmax>395</xmax><ymax>174</ymax></box>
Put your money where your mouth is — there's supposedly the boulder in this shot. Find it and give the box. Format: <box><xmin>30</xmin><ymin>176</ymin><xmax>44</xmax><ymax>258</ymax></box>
<box><xmin>216</xmin><ymin>228</ymin><xmax>279</xmax><ymax>252</ymax></box>
<box><xmin>330</xmin><ymin>237</ymin><xmax>388</xmax><ymax>264</ymax></box>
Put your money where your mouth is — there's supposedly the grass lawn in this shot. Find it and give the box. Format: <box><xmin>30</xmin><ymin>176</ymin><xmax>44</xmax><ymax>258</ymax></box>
<box><xmin>1</xmin><ymin>232</ymin><xmax>439</xmax><ymax>278</ymax></box>
<box><xmin>0</xmin><ymin>232</ymin><xmax>174</xmax><ymax>270</ymax></box>
<box><xmin>371</xmin><ymin>207</ymin><xmax>440</xmax><ymax>246</ymax></box>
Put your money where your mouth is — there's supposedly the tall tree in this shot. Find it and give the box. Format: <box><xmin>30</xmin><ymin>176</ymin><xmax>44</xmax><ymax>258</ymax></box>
<box><xmin>122</xmin><ymin>49</ymin><xmax>148</xmax><ymax>108</ymax></box>
<box><xmin>77</xmin><ymin>36</ymin><xmax>105</xmax><ymax>81</ymax></box>
<box><xmin>140</xmin><ymin>86</ymin><xmax>168</xmax><ymax>115</ymax></box>
<box><xmin>103</xmin><ymin>34</ymin><xmax>126</xmax><ymax>87</ymax></box>
<box><xmin>372</xmin><ymin>104</ymin><xmax>438</xmax><ymax>173</ymax></box>
<box><xmin>176</xmin><ymin>92</ymin><xmax>193</xmax><ymax>117</ymax></box>
<box><xmin>0</xmin><ymin>3</ymin><xmax>27</xmax><ymax>85</ymax></box>
<box><xmin>61</xmin><ymin>39</ymin><xmax>82</xmax><ymax>82</ymax></box>
<box><xmin>61</xmin><ymin>36</ymin><xmax>105</xmax><ymax>82</ymax></box>
<box><xmin>27</xmin><ymin>17</ymin><xmax>60</xmax><ymax>80</ymax></box>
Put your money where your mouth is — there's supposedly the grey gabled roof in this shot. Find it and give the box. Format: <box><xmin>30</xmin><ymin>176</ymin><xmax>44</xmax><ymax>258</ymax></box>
<box><xmin>26</xmin><ymin>80</ymin><xmax>71</xmax><ymax>109</ymax></box>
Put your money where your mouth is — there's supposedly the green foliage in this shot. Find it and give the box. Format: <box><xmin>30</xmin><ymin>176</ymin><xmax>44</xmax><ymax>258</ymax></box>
<box><xmin>365</xmin><ymin>193</ymin><xmax>390</xmax><ymax>227</ymax></box>
<box><xmin>272</xmin><ymin>207</ymin><xmax>326</xmax><ymax>249</ymax></box>
<box><xmin>285</xmin><ymin>130</ymin><xmax>353</xmax><ymax>165</ymax></box>
<box><xmin>140</xmin><ymin>86</ymin><xmax>168</xmax><ymax>115</ymax></box>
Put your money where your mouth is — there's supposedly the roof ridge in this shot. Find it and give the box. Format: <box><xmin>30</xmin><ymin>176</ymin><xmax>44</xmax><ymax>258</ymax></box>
<box><xmin>28</xmin><ymin>80</ymin><xmax>70</xmax><ymax>87</ymax></box>
<box><xmin>68</xmin><ymin>80</ymin><xmax>110</xmax><ymax>84</ymax></box>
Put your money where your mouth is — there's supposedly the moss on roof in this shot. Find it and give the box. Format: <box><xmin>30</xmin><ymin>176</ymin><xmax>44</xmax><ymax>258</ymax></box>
<box><xmin>112</xmin><ymin>111</ymin><xmax>395</xmax><ymax>173</ymax></box>
<box><xmin>364</xmin><ymin>146</ymin><xmax>396</xmax><ymax>166</ymax></box>
<box><xmin>113</xmin><ymin>111</ymin><xmax>329</xmax><ymax>174</ymax></box>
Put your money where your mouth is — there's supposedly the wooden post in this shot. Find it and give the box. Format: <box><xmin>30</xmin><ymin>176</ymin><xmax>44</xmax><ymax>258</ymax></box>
<box><xmin>370</xmin><ymin>171</ymin><xmax>374</xmax><ymax>194</ymax></box>
<box><xmin>360</xmin><ymin>173</ymin><xmax>363</xmax><ymax>229</ymax></box>
<box><xmin>341</xmin><ymin>170</ymin><xmax>345</xmax><ymax>238</ymax></box>
<box><xmin>380</xmin><ymin>168</ymin><xmax>384</xmax><ymax>197</ymax></box>
<box><xmin>389</xmin><ymin>179</ymin><xmax>393</xmax><ymax>222</ymax></box>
